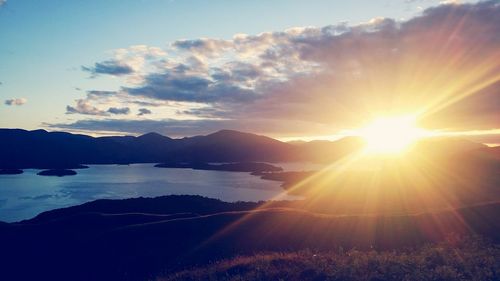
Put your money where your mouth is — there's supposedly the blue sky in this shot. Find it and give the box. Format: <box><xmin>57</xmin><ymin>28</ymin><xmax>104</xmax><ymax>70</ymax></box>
<box><xmin>1</xmin><ymin>0</ymin><xmax>498</xmax><ymax>142</ymax></box>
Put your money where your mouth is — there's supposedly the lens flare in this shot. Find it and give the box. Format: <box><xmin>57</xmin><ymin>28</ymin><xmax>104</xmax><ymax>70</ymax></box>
<box><xmin>358</xmin><ymin>115</ymin><xmax>429</xmax><ymax>155</ymax></box>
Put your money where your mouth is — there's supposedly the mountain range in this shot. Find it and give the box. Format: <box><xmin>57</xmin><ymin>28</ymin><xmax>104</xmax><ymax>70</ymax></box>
<box><xmin>0</xmin><ymin>128</ymin><xmax>365</xmax><ymax>168</ymax></box>
<box><xmin>2</xmin><ymin>128</ymin><xmax>498</xmax><ymax>170</ymax></box>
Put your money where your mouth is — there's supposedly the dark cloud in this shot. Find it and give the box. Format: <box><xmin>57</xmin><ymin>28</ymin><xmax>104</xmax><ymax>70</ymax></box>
<box><xmin>107</xmin><ymin>107</ymin><xmax>130</xmax><ymax>115</ymax></box>
<box><xmin>138</xmin><ymin>108</ymin><xmax>152</xmax><ymax>116</ymax></box>
<box><xmin>82</xmin><ymin>60</ymin><xmax>134</xmax><ymax>77</ymax></box>
<box><xmin>4</xmin><ymin>98</ymin><xmax>27</xmax><ymax>106</ymax></box>
<box><xmin>124</xmin><ymin>72</ymin><xmax>258</xmax><ymax>103</ymax></box>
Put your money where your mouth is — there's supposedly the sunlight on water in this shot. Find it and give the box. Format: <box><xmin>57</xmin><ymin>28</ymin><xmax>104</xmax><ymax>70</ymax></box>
<box><xmin>0</xmin><ymin>164</ymin><xmax>302</xmax><ymax>222</ymax></box>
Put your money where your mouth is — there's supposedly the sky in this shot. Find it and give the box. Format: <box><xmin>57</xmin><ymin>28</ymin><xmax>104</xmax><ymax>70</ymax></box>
<box><xmin>0</xmin><ymin>0</ymin><xmax>498</xmax><ymax>143</ymax></box>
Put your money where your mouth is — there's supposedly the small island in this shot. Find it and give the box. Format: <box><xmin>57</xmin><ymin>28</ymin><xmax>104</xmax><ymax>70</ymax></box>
<box><xmin>155</xmin><ymin>162</ymin><xmax>283</xmax><ymax>173</ymax></box>
<box><xmin>252</xmin><ymin>171</ymin><xmax>316</xmax><ymax>188</ymax></box>
<box><xmin>37</xmin><ymin>169</ymin><xmax>77</xmax><ymax>177</ymax></box>
<box><xmin>0</xmin><ymin>169</ymin><xmax>24</xmax><ymax>175</ymax></box>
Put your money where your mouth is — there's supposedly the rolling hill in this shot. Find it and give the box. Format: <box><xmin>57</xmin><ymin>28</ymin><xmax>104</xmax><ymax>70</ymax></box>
<box><xmin>0</xmin><ymin>195</ymin><xmax>498</xmax><ymax>281</ymax></box>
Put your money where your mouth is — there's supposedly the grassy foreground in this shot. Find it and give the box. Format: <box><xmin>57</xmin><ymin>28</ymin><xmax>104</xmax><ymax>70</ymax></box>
<box><xmin>159</xmin><ymin>236</ymin><xmax>499</xmax><ymax>281</ymax></box>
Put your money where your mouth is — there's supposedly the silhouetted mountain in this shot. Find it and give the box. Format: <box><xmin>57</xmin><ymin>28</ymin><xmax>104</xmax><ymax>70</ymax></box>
<box><xmin>170</xmin><ymin>130</ymin><xmax>295</xmax><ymax>162</ymax></box>
<box><xmin>409</xmin><ymin>137</ymin><xmax>500</xmax><ymax>176</ymax></box>
<box><xmin>1</xmin><ymin>128</ymin><xmax>495</xmax><ymax>170</ymax></box>
<box><xmin>137</xmin><ymin>132</ymin><xmax>173</xmax><ymax>142</ymax></box>
<box><xmin>0</xmin><ymin>129</ymin><xmax>364</xmax><ymax>169</ymax></box>
<box><xmin>0</xmin><ymin>195</ymin><xmax>498</xmax><ymax>281</ymax></box>
<box><xmin>412</xmin><ymin>137</ymin><xmax>487</xmax><ymax>157</ymax></box>
<box><xmin>293</xmin><ymin>136</ymin><xmax>365</xmax><ymax>162</ymax></box>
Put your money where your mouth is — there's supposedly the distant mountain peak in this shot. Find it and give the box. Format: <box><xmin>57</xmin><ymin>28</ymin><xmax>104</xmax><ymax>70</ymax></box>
<box><xmin>206</xmin><ymin>130</ymin><xmax>283</xmax><ymax>144</ymax></box>
<box><xmin>207</xmin><ymin>129</ymin><xmax>279</xmax><ymax>139</ymax></box>
<box><xmin>138</xmin><ymin>132</ymin><xmax>172</xmax><ymax>140</ymax></box>
<box><xmin>208</xmin><ymin>129</ymin><xmax>248</xmax><ymax>137</ymax></box>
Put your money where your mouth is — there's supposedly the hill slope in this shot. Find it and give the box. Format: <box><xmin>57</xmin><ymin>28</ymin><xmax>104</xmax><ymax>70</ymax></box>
<box><xmin>0</xmin><ymin>195</ymin><xmax>498</xmax><ymax>281</ymax></box>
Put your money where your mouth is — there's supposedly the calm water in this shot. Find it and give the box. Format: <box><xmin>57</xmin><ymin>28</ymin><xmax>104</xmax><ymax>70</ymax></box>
<box><xmin>0</xmin><ymin>163</ymin><xmax>317</xmax><ymax>222</ymax></box>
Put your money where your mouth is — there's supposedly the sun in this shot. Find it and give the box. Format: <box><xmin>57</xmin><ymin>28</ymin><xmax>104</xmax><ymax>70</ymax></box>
<box><xmin>358</xmin><ymin>115</ymin><xmax>428</xmax><ymax>155</ymax></box>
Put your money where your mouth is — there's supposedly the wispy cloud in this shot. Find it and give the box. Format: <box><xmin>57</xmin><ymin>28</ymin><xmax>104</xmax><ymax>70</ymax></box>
<box><xmin>82</xmin><ymin>60</ymin><xmax>134</xmax><ymax>77</ymax></box>
<box><xmin>5</xmin><ymin>98</ymin><xmax>27</xmax><ymax>106</ymax></box>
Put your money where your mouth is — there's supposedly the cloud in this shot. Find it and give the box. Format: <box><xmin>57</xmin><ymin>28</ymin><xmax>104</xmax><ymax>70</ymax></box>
<box><xmin>138</xmin><ymin>108</ymin><xmax>152</xmax><ymax>116</ymax></box>
<box><xmin>173</xmin><ymin>38</ymin><xmax>232</xmax><ymax>57</ymax></box>
<box><xmin>66</xmin><ymin>102</ymin><xmax>131</xmax><ymax>116</ymax></box>
<box><xmin>5</xmin><ymin>98</ymin><xmax>27</xmax><ymax>106</ymax></box>
<box><xmin>125</xmin><ymin>72</ymin><xmax>258</xmax><ymax>103</ymax></box>
<box><xmin>82</xmin><ymin>60</ymin><xmax>134</xmax><ymax>77</ymax></box>
<box><xmin>440</xmin><ymin>0</ymin><xmax>461</xmax><ymax>4</ymax></box>
<box><xmin>107</xmin><ymin>107</ymin><xmax>130</xmax><ymax>115</ymax></box>
<box><xmin>69</xmin><ymin>1</ymin><xmax>500</xmax><ymax>137</ymax></box>
<box><xmin>66</xmin><ymin>99</ymin><xmax>108</xmax><ymax>116</ymax></box>
<box><xmin>81</xmin><ymin>45</ymin><xmax>168</xmax><ymax>83</ymax></box>
<box><xmin>64</xmin><ymin>89</ymin><xmax>170</xmax><ymax>116</ymax></box>
<box><xmin>0</xmin><ymin>0</ymin><xmax>6</xmax><ymax>7</ymax></box>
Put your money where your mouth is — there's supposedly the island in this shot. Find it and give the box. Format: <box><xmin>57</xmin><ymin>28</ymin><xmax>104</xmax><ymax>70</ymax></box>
<box><xmin>37</xmin><ymin>169</ymin><xmax>77</xmax><ymax>177</ymax></box>
<box><xmin>251</xmin><ymin>170</ymin><xmax>315</xmax><ymax>188</ymax></box>
<box><xmin>0</xmin><ymin>169</ymin><xmax>24</xmax><ymax>175</ymax></box>
<box><xmin>155</xmin><ymin>162</ymin><xmax>283</xmax><ymax>173</ymax></box>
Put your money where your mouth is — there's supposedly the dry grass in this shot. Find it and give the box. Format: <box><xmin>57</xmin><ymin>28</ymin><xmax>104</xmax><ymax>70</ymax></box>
<box><xmin>158</xmin><ymin>236</ymin><xmax>499</xmax><ymax>281</ymax></box>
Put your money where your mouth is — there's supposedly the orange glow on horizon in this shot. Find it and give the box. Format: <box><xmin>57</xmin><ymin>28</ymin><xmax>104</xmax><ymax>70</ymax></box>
<box><xmin>357</xmin><ymin>115</ymin><xmax>431</xmax><ymax>155</ymax></box>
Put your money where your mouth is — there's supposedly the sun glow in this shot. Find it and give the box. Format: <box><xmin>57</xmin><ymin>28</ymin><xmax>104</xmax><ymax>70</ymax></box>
<box><xmin>358</xmin><ymin>115</ymin><xmax>429</xmax><ymax>155</ymax></box>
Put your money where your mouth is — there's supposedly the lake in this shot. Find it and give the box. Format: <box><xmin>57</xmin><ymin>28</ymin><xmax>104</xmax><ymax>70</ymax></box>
<box><xmin>0</xmin><ymin>163</ymin><xmax>319</xmax><ymax>222</ymax></box>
